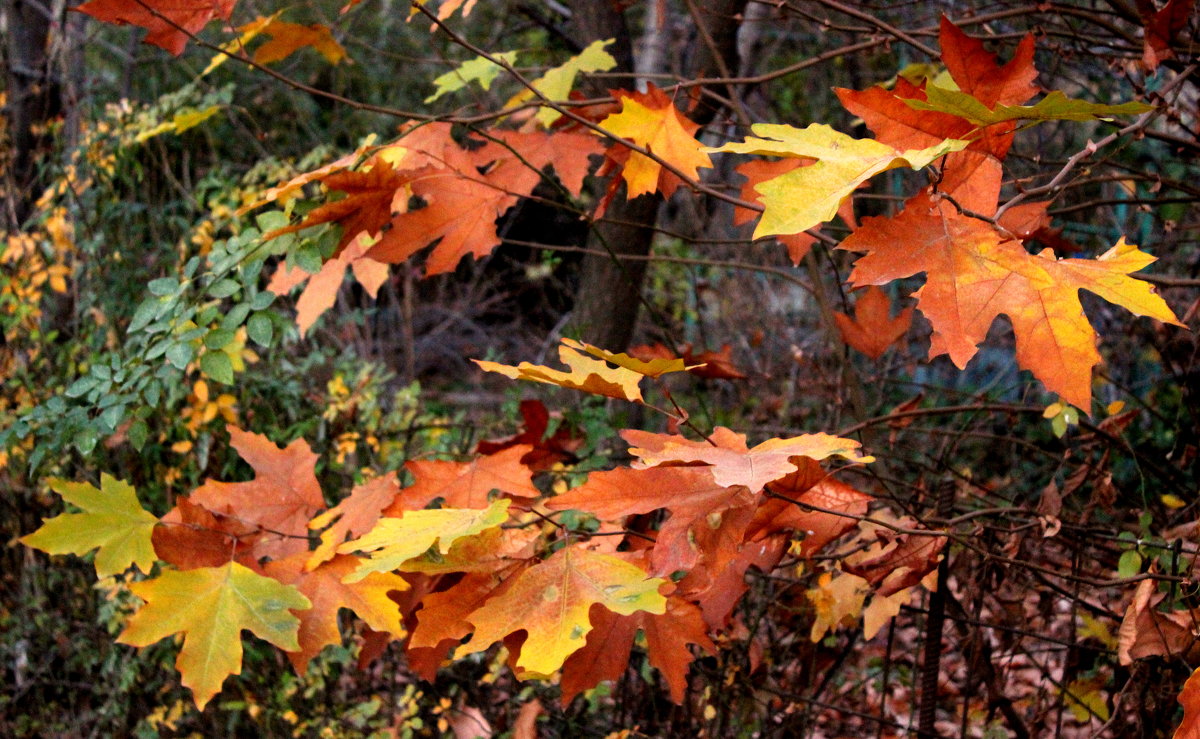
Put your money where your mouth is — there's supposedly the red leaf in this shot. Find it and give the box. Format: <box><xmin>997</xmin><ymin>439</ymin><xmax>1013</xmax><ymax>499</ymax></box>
<box><xmin>74</xmin><ymin>0</ymin><xmax>237</xmax><ymax>56</ymax></box>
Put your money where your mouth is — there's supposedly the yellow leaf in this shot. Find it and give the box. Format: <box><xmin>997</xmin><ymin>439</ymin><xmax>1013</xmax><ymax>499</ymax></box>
<box><xmin>708</xmin><ymin>123</ymin><xmax>968</xmax><ymax>237</ymax></box>
<box><xmin>474</xmin><ymin>340</ymin><xmax>647</xmax><ymax>403</ymax></box>
<box><xmin>117</xmin><ymin>562</ymin><xmax>311</xmax><ymax>709</ymax></box>
<box><xmin>561</xmin><ymin>338</ymin><xmax>693</xmax><ymax>378</ymax></box>
<box><xmin>21</xmin><ymin>474</ymin><xmax>158</xmax><ymax>577</ymax></box>
<box><xmin>506</xmin><ymin>39</ymin><xmax>617</xmax><ymax>127</ymax></box>
<box><xmin>806</xmin><ymin>571</ymin><xmax>869</xmax><ymax>642</ymax></box>
<box><xmin>457</xmin><ymin>545</ymin><xmax>667</xmax><ymax>676</ymax></box>
<box><xmin>600</xmin><ymin>85</ymin><xmax>712</xmax><ymax>198</ymax></box>
<box><xmin>339</xmin><ymin>498</ymin><xmax>512</xmax><ymax>582</ymax></box>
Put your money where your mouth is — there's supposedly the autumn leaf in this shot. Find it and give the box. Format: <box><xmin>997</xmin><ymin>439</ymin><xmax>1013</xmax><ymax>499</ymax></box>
<box><xmin>263</xmin><ymin>552</ymin><xmax>408</xmax><ymax>673</ymax></box>
<box><xmin>74</xmin><ymin>0</ymin><xmax>237</xmax><ymax>56</ymax></box>
<box><xmin>547</xmin><ymin>465</ymin><xmax>756</xmax><ymax>575</ymax></box>
<box><xmin>117</xmin><ymin>562</ymin><xmax>311</xmax><ymax>709</ymax></box>
<box><xmin>456</xmin><ymin>544</ymin><xmax>667</xmax><ymax>677</ymax></box>
<box><xmin>902</xmin><ymin>87</ymin><xmax>1151</xmax><ymax>127</ymax></box>
<box><xmin>752</xmin><ymin>468</ymin><xmax>874</xmax><ymax>557</ymax></box>
<box><xmin>840</xmin><ymin>193</ymin><xmax>1183</xmax><ymax>409</ymax></box>
<box><xmin>708</xmin><ymin>123</ymin><xmax>967</xmax><ymax>237</ymax></box>
<box><xmin>409</xmin><ymin>570</ymin><xmax>520</xmax><ymax>650</ymax></box>
<box><xmin>505</xmin><ymin>39</ymin><xmax>618</xmax><ymax>127</ymax></box>
<box><xmin>623</xmin><ymin>426</ymin><xmax>872</xmax><ymax>492</ymax></box>
<box><xmin>806</xmin><ymin>571</ymin><xmax>870</xmax><ymax>642</ymax></box>
<box><xmin>22</xmin><ymin>474</ymin><xmax>158</xmax><ymax>577</ymax></box>
<box><xmin>237</xmin><ymin>16</ymin><xmax>347</xmax><ymax>65</ymax></box>
<box><xmin>938</xmin><ymin>16</ymin><xmax>1039</xmax><ymax>108</ymax></box>
<box><xmin>397</xmin><ymin>524</ymin><xmax>540</xmax><ymax>574</ymax></box>
<box><xmin>339</xmin><ymin>498</ymin><xmax>512</xmax><ymax>582</ymax></box>
<box><xmin>268</xmin><ymin>232</ymin><xmax>389</xmax><ymax>337</ymax></box>
<box><xmin>1176</xmin><ymin>666</ymin><xmax>1200</xmax><ymax>739</ymax></box>
<box><xmin>734</xmin><ymin>159</ymin><xmax>822</xmax><ymax>264</ymax></box>
<box><xmin>426</xmin><ymin>51</ymin><xmax>519</xmax><ymax>102</ymax></box>
<box><xmin>833</xmin><ymin>286</ymin><xmax>913</xmax><ymax>360</ymax></box>
<box><xmin>1141</xmin><ymin>0</ymin><xmax>1197</xmax><ymax>70</ymax></box>
<box><xmin>599</xmin><ymin>84</ymin><xmax>713</xmax><ymax>198</ymax></box>
<box><xmin>188</xmin><ymin>426</ymin><xmax>325</xmax><ymax>559</ymax></box>
<box><xmin>474</xmin><ymin>340</ymin><xmax>649</xmax><ymax>403</ymax></box>
<box><xmin>386</xmin><ymin>445</ymin><xmax>541</xmax><ymax>512</ymax></box>
<box><xmin>474</xmin><ymin>399</ymin><xmax>584</xmax><ymax>470</ymax></box>
<box><xmin>842</xmin><ymin>512</ymin><xmax>945</xmax><ymax>596</ymax></box>
<box><xmin>1118</xmin><ymin>578</ymin><xmax>1200</xmax><ymax>664</ymax></box>
<box><xmin>560</xmin><ymin>597</ymin><xmax>715</xmax><ymax>705</ymax></box>
<box><xmin>306</xmin><ymin>473</ymin><xmax>401</xmax><ymax>570</ymax></box>
<box><xmin>152</xmin><ymin>496</ymin><xmax>262</xmax><ymax>570</ymax></box>
<box><xmin>563</xmin><ymin>337</ymin><xmax>694</xmax><ymax>378</ymax></box>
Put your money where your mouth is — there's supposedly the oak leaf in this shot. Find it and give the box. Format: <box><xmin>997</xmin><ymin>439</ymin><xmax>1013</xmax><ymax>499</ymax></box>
<box><xmin>840</xmin><ymin>193</ymin><xmax>1182</xmax><ymax>409</ymax></box>
<box><xmin>733</xmin><ymin>159</ymin><xmax>857</xmax><ymax>264</ymax></box>
<box><xmin>189</xmin><ymin>426</ymin><xmax>325</xmax><ymax>559</ymax></box>
<box><xmin>474</xmin><ymin>340</ymin><xmax>649</xmax><ymax>403</ymax></box>
<box><xmin>306</xmin><ymin>473</ymin><xmax>401</xmax><ymax>570</ymax></box>
<box><xmin>1141</xmin><ymin>0</ymin><xmax>1197</xmax><ymax>70</ymax></box>
<box><xmin>833</xmin><ymin>286</ymin><xmax>913</xmax><ymax>360</ymax></box>
<box><xmin>426</xmin><ymin>51</ymin><xmax>519</xmax><ymax>102</ymax></box>
<box><xmin>237</xmin><ymin>16</ymin><xmax>347</xmax><ymax>65</ymax></box>
<box><xmin>709</xmin><ymin>123</ymin><xmax>967</xmax><ymax>237</ymax></box>
<box><xmin>268</xmin><ymin>232</ymin><xmax>389</xmax><ymax>337</ymax></box>
<box><xmin>74</xmin><ymin>0</ymin><xmax>237</xmax><ymax>56</ymax></box>
<box><xmin>457</xmin><ymin>545</ymin><xmax>668</xmax><ymax>676</ymax></box>
<box><xmin>547</xmin><ymin>465</ymin><xmax>756</xmax><ymax>575</ymax></box>
<box><xmin>153</xmin><ymin>496</ymin><xmax>261</xmax><ymax>570</ymax></box>
<box><xmin>599</xmin><ymin>84</ymin><xmax>712</xmax><ymax>199</ymax></box>
<box><xmin>902</xmin><ymin>87</ymin><xmax>1151</xmax><ymax>127</ymax></box>
<box><xmin>474</xmin><ymin>399</ymin><xmax>584</xmax><ymax>470</ymax></box>
<box><xmin>623</xmin><ymin>426</ymin><xmax>872</xmax><ymax>492</ymax></box>
<box><xmin>560</xmin><ymin>597</ymin><xmax>715</xmax><ymax>705</ymax></box>
<box><xmin>753</xmin><ymin>468</ymin><xmax>874</xmax><ymax>557</ymax></box>
<box><xmin>263</xmin><ymin>552</ymin><xmax>408</xmax><ymax>673</ymax></box>
<box><xmin>385</xmin><ymin>444</ymin><xmax>540</xmax><ymax>512</ymax></box>
<box><xmin>1176</xmin><ymin>666</ymin><xmax>1200</xmax><ymax>739</ymax></box>
<box><xmin>505</xmin><ymin>39</ymin><xmax>617</xmax><ymax>127</ymax></box>
<box><xmin>22</xmin><ymin>475</ymin><xmax>158</xmax><ymax>577</ymax></box>
<box><xmin>937</xmin><ymin>16</ymin><xmax>1038</xmax><ymax>108</ymax></box>
<box><xmin>339</xmin><ymin>498</ymin><xmax>512</xmax><ymax>582</ymax></box>
<box><xmin>806</xmin><ymin>571</ymin><xmax>870</xmax><ymax>642</ymax></box>
<box><xmin>1118</xmin><ymin>578</ymin><xmax>1200</xmax><ymax>664</ymax></box>
<box><xmin>117</xmin><ymin>562</ymin><xmax>311</xmax><ymax>709</ymax></box>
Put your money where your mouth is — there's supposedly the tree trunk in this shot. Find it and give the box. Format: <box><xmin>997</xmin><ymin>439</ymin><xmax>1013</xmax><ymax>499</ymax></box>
<box><xmin>568</xmin><ymin>0</ymin><xmax>748</xmax><ymax>350</ymax></box>
<box><xmin>3</xmin><ymin>0</ymin><xmax>59</xmax><ymax>230</ymax></box>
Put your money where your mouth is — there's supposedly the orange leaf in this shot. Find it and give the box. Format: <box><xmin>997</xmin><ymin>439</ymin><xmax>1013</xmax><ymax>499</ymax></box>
<box><xmin>457</xmin><ymin>545</ymin><xmax>667</xmax><ymax>676</ymax></box>
<box><xmin>238</xmin><ymin>17</ymin><xmax>347</xmax><ymax>65</ymax></box>
<box><xmin>1141</xmin><ymin>0</ymin><xmax>1197</xmax><ymax>70</ymax></box>
<box><xmin>268</xmin><ymin>232</ymin><xmax>390</xmax><ymax>336</ymax></box>
<box><xmin>598</xmin><ymin>84</ymin><xmax>712</xmax><ymax>198</ymax></box>
<box><xmin>306</xmin><ymin>473</ymin><xmax>401</xmax><ymax>570</ymax></box>
<box><xmin>188</xmin><ymin>426</ymin><xmax>325</xmax><ymax>559</ymax></box>
<box><xmin>560</xmin><ymin>597</ymin><xmax>715</xmax><ymax>705</ymax></box>
<box><xmin>263</xmin><ymin>552</ymin><xmax>408</xmax><ymax>673</ymax></box>
<box><xmin>833</xmin><ymin>286</ymin><xmax>913</xmax><ymax>360</ymax></box>
<box><xmin>623</xmin><ymin>426</ymin><xmax>872</xmax><ymax>492</ymax></box>
<box><xmin>1176</xmin><ymin>666</ymin><xmax>1200</xmax><ymax>739</ymax></box>
<box><xmin>385</xmin><ymin>445</ymin><xmax>540</xmax><ymax>513</ymax></box>
<box><xmin>74</xmin><ymin>0</ymin><xmax>236</xmax><ymax>56</ymax></box>
<box><xmin>937</xmin><ymin>16</ymin><xmax>1038</xmax><ymax>108</ymax></box>
<box><xmin>152</xmin><ymin>496</ymin><xmax>261</xmax><ymax>570</ymax></box>
<box><xmin>841</xmin><ymin>193</ymin><xmax>1182</xmax><ymax>409</ymax></box>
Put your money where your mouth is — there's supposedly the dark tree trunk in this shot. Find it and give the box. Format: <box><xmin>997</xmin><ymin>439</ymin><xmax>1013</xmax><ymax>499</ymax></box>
<box><xmin>3</xmin><ymin>0</ymin><xmax>59</xmax><ymax>230</ymax></box>
<box><xmin>568</xmin><ymin>0</ymin><xmax>748</xmax><ymax>350</ymax></box>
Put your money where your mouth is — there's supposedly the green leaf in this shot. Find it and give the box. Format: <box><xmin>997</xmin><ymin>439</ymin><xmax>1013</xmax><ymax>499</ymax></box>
<box><xmin>200</xmin><ymin>351</ymin><xmax>234</xmax><ymax>384</ymax></box>
<box><xmin>148</xmin><ymin>278</ymin><xmax>180</xmax><ymax>297</ymax></box>
<box><xmin>902</xmin><ymin>87</ymin><xmax>1153</xmax><ymax>127</ymax></box>
<box><xmin>207</xmin><ymin>278</ymin><xmax>241</xmax><ymax>298</ymax></box>
<box><xmin>129</xmin><ymin>420</ymin><xmax>149</xmax><ymax>451</ymax></box>
<box><xmin>1117</xmin><ymin>549</ymin><xmax>1143</xmax><ymax>578</ymax></box>
<box><xmin>509</xmin><ymin>39</ymin><xmax>617</xmax><ymax>127</ymax></box>
<box><xmin>247</xmin><ymin>312</ymin><xmax>274</xmax><ymax>347</ymax></box>
<box><xmin>21</xmin><ymin>474</ymin><xmax>159</xmax><ymax>577</ymax></box>
<box><xmin>426</xmin><ymin>50</ymin><xmax>519</xmax><ymax>103</ymax></box>
<box><xmin>204</xmin><ymin>328</ymin><xmax>236</xmax><ymax>350</ymax></box>
<box><xmin>166</xmin><ymin>342</ymin><xmax>195</xmax><ymax>370</ymax></box>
